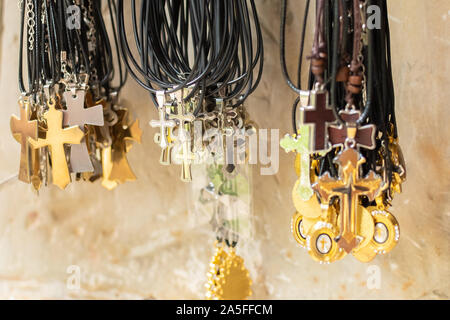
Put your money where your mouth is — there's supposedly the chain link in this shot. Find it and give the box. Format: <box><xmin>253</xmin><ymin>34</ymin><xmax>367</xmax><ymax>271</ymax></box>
<box><xmin>82</xmin><ymin>0</ymin><xmax>98</xmax><ymax>83</ymax></box>
<box><xmin>26</xmin><ymin>0</ymin><xmax>35</xmax><ymax>51</ymax></box>
<box><xmin>359</xmin><ymin>0</ymin><xmax>368</xmax><ymax>104</ymax></box>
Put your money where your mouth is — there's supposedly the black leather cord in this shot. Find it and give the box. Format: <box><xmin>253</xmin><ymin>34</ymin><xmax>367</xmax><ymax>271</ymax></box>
<box><xmin>280</xmin><ymin>0</ymin><xmax>311</xmax><ymax>95</ymax></box>
<box><xmin>18</xmin><ymin>0</ymin><xmax>124</xmax><ymax>98</ymax></box>
<box><xmin>117</xmin><ymin>0</ymin><xmax>264</xmax><ymax>112</ymax></box>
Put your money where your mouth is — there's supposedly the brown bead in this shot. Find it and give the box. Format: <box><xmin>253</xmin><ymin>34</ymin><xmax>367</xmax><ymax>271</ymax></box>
<box><xmin>349</xmin><ymin>74</ymin><xmax>363</xmax><ymax>85</ymax></box>
<box><xmin>336</xmin><ymin>66</ymin><xmax>350</xmax><ymax>82</ymax></box>
<box><xmin>311</xmin><ymin>58</ymin><xmax>326</xmax><ymax>77</ymax></box>
<box><xmin>347</xmin><ymin>84</ymin><xmax>360</xmax><ymax>94</ymax></box>
<box><xmin>311</xmin><ymin>58</ymin><xmax>325</xmax><ymax>67</ymax></box>
<box><xmin>347</xmin><ymin>74</ymin><xmax>363</xmax><ymax>94</ymax></box>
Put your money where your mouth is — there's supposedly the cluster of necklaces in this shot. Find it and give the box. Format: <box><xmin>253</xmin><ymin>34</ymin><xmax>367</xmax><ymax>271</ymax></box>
<box><xmin>117</xmin><ymin>0</ymin><xmax>263</xmax><ymax>299</ymax></box>
<box><xmin>11</xmin><ymin>0</ymin><xmax>140</xmax><ymax>191</ymax></box>
<box><xmin>9</xmin><ymin>0</ymin><xmax>405</xmax><ymax>299</ymax></box>
<box><xmin>280</xmin><ymin>0</ymin><xmax>406</xmax><ymax>263</ymax></box>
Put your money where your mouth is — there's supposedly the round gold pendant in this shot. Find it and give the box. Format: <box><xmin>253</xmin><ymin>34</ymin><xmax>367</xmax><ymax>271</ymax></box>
<box><xmin>291</xmin><ymin>212</ymin><xmax>318</xmax><ymax>248</ymax></box>
<box><xmin>368</xmin><ymin>208</ymin><xmax>400</xmax><ymax>254</ymax></box>
<box><xmin>351</xmin><ymin>205</ymin><xmax>377</xmax><ymax>262</ymax></box>
<box><xmin>307</xmin><ymin>222</ymin><xmax>346</xmax><ymax>263</ymax></box>
<box><xmin>214</xmin><ymin>250</ymin><xmax>252</xmax><ymax>300</ymax></box>
<box><xmin>206</xmin><ymin>245</ymin><xmax>252</xmax><ymax>300</ymax></box>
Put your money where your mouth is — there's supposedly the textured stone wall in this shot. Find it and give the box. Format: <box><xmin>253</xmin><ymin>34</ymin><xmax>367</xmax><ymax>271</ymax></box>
<box><xmin>0</xmin><ymin>0</ymin><xmax>448</xmax><ymax>299</ymax></box>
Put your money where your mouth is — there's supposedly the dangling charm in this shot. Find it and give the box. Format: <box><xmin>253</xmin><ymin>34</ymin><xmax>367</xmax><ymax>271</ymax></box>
<box><xmin>63</xmin><ymin>89</ymin><xmax>104</xmax><ymax>173</ymax></box>
<box><xmin>10</xmin><ymin>97</ymin><xmax>38</xmax><ymax>183</ymax></box>
<box><xmin>200</xmin><ymin>162</ymin><xmax>253</xmax><ymax>300</ymax></box>
<box><xmin>100</xmin><ymin>106</ymin><xmax>142</xmax><ymax>190</ymax></box>
<box><xmin>206</xmin><ymin>242</ymin><xmax>252</xmax><ymax>300</ymax></box>
<box><xmin>28</xmin><ymin>98</ymin><xmax>84</xmax><ymax>190</ymax></box>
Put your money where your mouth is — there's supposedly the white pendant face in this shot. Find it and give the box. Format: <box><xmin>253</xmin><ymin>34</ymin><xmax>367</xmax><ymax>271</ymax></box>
<box><xmin>374</xmin><ymin>222</ymin><xmax>389</xmax><ymax>244</ymax></box>
<box><xmin>316</xmin><ymin>234</ymin><xmax>332</xmax><ymax>254</ymax></box>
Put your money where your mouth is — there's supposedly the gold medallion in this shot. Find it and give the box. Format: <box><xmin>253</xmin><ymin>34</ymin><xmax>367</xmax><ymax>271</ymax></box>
<box><xmin>367</xmin><ymin>207</ymin><xmax>400</xmax><ymax>254</ymax></box>
<box><xmin>206</xmin><ymin>244</ymin><xmax>252</xmax><ymax>300</ymax></box>
<box><xmin>307</xmin><ymin>221</ymin><xmax>346</xmax><ymax>263</ymax></box>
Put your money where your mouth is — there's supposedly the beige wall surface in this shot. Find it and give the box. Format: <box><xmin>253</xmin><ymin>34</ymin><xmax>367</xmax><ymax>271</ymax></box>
<box><xmin>0</xmin><ymin>1</ymin><xmax>448</xmax><ymax>299</ymax></box>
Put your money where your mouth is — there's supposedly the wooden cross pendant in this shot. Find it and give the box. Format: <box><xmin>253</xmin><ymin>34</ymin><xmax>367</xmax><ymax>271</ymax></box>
<box><xmin>150</xmin><ymin>92</ymin><xmax>176</xmax><ymax>149</ymax></box>
<box><xmin>302</xmin><ymin>88</ymin><xmax>335</xmax><ymax>152</ymax></box>
<box><xmin>280</xmin><ymin>125</ymin><xmax>314</xmax><ymax>201</ymax></box>
<box><xmin>28</xmin><ymin>99</ymin><xmax>84</xmax><ymax>189</ymax></box>
<box><xmin>313</xmin><ymin>148</ymin><xmax>382</xmax><ymax>253</ymax></box>
<box><xmin>63</xmin><ymin>90</ymin><xmax>104</xmax><ymax>173</ymax></box>
<box><xmin>328</xmin><ymin>109</ymin><xmax>376</xmax><ymax>150</ymax></box>
<box><xmin>10</xmin><ymin>99</ymin><xmax>38</xmax><ymax>183</ymax></box>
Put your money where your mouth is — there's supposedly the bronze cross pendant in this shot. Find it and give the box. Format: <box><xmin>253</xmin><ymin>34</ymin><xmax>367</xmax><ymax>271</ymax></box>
<box><xmin>107</xmin><ymin>108</ymin><xmax>143</xmax><ymax>184</ymax></box>
<box><xmin>302</xmin><ymin>89</ymin><xmax>335</xmax><ymax>152</ymax></box>
<box><xmin>313</xmin><ymin>148</ymin><xmax>382</xmax><ymax>253</ymax></box>
<box><xmin>328</xmin><ymin>108</ymin><xmax>376</xmax><ymax>150</ymax></box>
<box><xmin>10</xmin><ymin>99</ymin><xmax>38</xmax><ymax>183</ymax></box>
<box><xmin>63</xmin><ymin>90</ymin><xmax>104</xmax><ymax>173</ymax></box>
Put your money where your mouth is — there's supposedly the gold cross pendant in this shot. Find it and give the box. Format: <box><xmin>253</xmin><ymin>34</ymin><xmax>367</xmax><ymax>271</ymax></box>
<box><xmin>102</xmin><ymin>108</ymin><xmax>142</xmax><ymax>189</ymax></box>
<box><xmin>313</xmin><ymin>148</ymin><xmax>382</xmax><ymax>253</ymax></box>
<box><xmin>28</xmin><ymin>98</ymin><xmax>84</xmax><ymax>189</ymax></box>
<box><xmin>10</xmin><ymin>98</ymin><xmax>38</xmax><ymax>183</ymax></box>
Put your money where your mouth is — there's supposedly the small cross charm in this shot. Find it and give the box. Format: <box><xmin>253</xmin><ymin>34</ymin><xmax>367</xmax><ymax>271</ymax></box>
<box><xmin>175</xmin><ymin>128</ymin><xmax>196</xmax><ymax>182</ymax></box>
<box><xmin>63</xmin><ymin>89</ymin><xmax>104</xmax><ymax>173</ymax></box>
<box><xmin>28</xmin><ymin>99</ymin><xmax>84</xmax><ymax>189</ymax></box>
<box><xmin>10</xmin><ymin>98</ymin><xmax>38</xmax><ymax>183</ymax></box>
<box><xmin>154</xmin><ymin>128</ymin><xmax>175</xmax><ymax>165</ymax></box>
<box><xmin>169</xmin><ymin>98</ymin><xmax>195</xmax><ymax>127</ymax></box>
<box><xmin>327</xmin><ymin>108</ymin><xmax>376</xmax><ymax>150</ymax></box>
<box><xmin>150</xmin><ymin>91</ymin><xmax>176</xmax><ymax>149</ymax></box>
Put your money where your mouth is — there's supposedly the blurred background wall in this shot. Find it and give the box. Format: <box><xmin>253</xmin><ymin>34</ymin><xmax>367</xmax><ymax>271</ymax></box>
<box><xmin>0</xmin><ymin>0</ymin><xmax>448</xmax><ymax>299</ymax></box>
